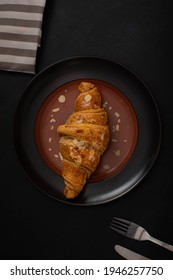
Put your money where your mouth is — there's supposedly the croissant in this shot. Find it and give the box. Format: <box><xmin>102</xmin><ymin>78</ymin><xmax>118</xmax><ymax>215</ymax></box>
<box><xmin>57</xmin><ymin>82</ymin><xmax>110</xmax><ymax>199</ymax></box>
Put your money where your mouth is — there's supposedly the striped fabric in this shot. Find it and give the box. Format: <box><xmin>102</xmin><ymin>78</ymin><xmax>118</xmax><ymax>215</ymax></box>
<box><xmin>0</xmin><ymin>0</ymin><xmax>46</xmax><ymax>74</ymax></box>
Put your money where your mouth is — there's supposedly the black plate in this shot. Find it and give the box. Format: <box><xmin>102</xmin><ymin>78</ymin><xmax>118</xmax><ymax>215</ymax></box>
<box><xmin>13</xmin><ymin>57</ymin><xmax>161</xmax><ymax>205</ymax></box>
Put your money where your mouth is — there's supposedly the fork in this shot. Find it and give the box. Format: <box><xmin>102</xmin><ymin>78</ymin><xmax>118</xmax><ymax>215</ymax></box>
<box><xmin>110</xmin><ymin>217</ymin><xmax>173</xmax><ymax>252</ymax></box>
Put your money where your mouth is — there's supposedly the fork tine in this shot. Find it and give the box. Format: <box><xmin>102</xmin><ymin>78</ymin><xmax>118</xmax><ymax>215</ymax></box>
<box><xmin>112</xmin><ymin>217</ymin><xmax>130</xmax><ymax>227</ymax></box>
<box><xmin>110</xmin><ymin>217</ymin><xmax>131</xmax><ymax>235</ymax></box>
<box><xmin>109</xmin><ymin>225</ymin><xmax>127</xmax><ymax>235</ymax></box>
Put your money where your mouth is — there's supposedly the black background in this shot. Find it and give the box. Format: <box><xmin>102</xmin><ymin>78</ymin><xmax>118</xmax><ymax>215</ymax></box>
<box><xmin>0</xmin><ymin>0</ymin><xmax>173</xmax><ymax>260</ymax></box>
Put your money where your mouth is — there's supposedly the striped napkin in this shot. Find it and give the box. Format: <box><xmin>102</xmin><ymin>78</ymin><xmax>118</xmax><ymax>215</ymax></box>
<box><xmin>0</xmin><ymin>0</ymin><xmax>46</xmax><ymax>74</ymax></box>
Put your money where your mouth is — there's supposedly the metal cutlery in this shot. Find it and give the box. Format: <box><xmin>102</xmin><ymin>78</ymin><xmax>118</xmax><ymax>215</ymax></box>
<box><xmin>115</xmin><ymin>244</ymin><xmax>150</xmax><ymax>260</ymax></box>
<box><xmin>110</xmin><ymin>217</ymin><xmax>173</xmax><ymax>252</ymax></box>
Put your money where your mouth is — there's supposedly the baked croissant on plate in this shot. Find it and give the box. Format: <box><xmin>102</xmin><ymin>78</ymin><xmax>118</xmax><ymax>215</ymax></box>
<box><xmin>57</xmin><ymin>82</ymin><xmax>110</xmax><ymax>199</ymax></box>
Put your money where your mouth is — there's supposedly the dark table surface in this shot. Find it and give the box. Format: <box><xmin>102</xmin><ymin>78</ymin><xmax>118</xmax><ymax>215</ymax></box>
<box><xmin>1</xmin><ymin>0</ymin><xmax>173</xmax><ymax>260</ymax></box>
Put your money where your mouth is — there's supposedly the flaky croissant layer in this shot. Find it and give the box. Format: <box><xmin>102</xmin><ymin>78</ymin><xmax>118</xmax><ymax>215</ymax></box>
<box><xmin>57</xmin><ymin>82</ymin><xmax>110</xmax><ymax>199</ymax></box>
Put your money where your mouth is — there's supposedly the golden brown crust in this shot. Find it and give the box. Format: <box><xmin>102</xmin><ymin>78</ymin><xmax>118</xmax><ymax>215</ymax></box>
<box><xmin>62</xmin><ymin>160</ymin><xmax>87</xmax><ymax>194</ymax></box>
<box><xmin>57</xmin><ymin>82</ymin><xmax>110</xmax><ymax>199</ymax></box>
<box><xmin>58</xmin><ymin>123</ymin><xmax>110</xmax><ymax>154</ymax></box>
<box><xmin>66</xmin><ymin>108</ymin><xmax>108</xmax><ymax>126</ymax></box>
<box><xmin>59</xmin><ymin>136</ymin><xmax>100</xmax><ymax>174</ymax></box>
<box><xmin>75</xmin><ymin>83</ymin><xmax>101</xmax><ymax>112</ymax></box>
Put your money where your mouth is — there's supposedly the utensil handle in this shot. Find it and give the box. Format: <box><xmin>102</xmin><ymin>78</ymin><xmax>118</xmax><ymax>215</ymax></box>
<box><xmin>148</xmin><ymin>235</ymin><xmax>173</xmax><ymax>252</ymax></box>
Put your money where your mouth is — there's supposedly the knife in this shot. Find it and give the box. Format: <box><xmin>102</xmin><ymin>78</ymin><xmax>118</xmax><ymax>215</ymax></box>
<box><xmin>115</xmin><ymin>245</ymin><xmax>150</xmax><ymax>260</ymax></box>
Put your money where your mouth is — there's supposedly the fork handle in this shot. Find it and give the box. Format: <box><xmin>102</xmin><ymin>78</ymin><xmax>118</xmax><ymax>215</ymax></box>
<box><xmin>148</xmin><ymin>235</ymin><xmax>173</xmax><ymax>252</ymax></box>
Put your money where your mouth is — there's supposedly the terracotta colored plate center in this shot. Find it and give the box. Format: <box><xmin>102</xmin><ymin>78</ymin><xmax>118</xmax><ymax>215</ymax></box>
<box><xmin>35</xmin><ymin>79</ymin><xmax>138</xmax><ymax>182</ymax></box>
